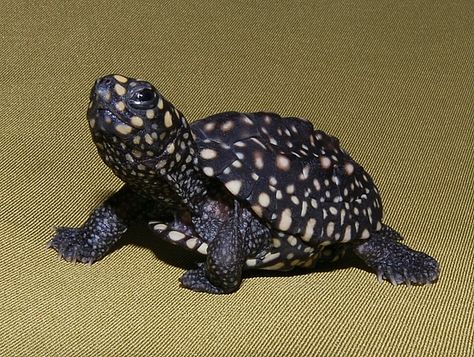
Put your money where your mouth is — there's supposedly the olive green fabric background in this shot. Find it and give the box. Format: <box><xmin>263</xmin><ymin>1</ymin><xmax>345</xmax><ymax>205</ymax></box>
<box><xmin>1</xmin><ymin>0</ymin><xmax>473</xmax><ymax>356</ymax></box>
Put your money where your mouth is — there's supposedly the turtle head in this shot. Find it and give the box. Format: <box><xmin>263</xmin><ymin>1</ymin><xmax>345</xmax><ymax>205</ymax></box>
<box><xmin>88</xmin><ymin>74</ymin><xmax>186</xmax><ymax>160</ymax></box>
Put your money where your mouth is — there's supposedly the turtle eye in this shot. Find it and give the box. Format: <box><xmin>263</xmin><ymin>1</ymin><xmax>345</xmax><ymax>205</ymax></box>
<box><xmin>129</xmin><ymin>88</ymin><xmax>158</xmax><ymax>109</ymax></box>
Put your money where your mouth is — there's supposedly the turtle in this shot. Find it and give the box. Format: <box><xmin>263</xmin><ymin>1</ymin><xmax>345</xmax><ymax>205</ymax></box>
<box><xmin>48</xmin><ymin>74</ymin><xmax>440</xmax><ymax>294</ymax></box>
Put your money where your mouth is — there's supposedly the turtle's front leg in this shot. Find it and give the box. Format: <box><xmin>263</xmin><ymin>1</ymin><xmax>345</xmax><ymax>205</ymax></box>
<box><xmin>180</xmin><ymin>202</ymin><xmax>246</xmax><ymax>294</ymax></box>
<box><xmin>48</xmin><ymin>185</ymin><xmax>158</xmax><ymax>264</ymax></box>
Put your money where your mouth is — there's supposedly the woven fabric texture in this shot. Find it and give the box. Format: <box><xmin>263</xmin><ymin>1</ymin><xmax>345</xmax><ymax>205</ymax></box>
<box><xmin>1</xmin><ymin>1</ymin><xmax>473</xmax><ymax>356</ymax></box>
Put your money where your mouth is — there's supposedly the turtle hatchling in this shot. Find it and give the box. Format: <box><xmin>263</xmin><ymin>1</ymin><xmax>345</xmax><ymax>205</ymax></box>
<box><xmin>49</xmin><ymin>75</ymin><xmax>440</xmax><ymax>294</ymax></box>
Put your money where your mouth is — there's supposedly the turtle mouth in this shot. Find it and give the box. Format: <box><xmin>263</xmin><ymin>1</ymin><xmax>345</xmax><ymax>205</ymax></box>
<box><xmin>89</xmin><ymin>103</ymin><xmax>143</xmax><ymax>136</ymax></box>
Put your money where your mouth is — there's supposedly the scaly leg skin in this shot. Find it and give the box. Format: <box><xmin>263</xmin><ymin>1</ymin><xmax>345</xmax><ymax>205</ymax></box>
<box><xmin>48</xmin><ymin>185</ymin><xmax>163</xmax><ymax>264</ymax></box>
<box><xmin>179</xmin><ymin>202</ymin><xmax>246</xmax><ymax>294</ymax></box>
<box><xmin>353</xmin><ymin>228</ymin><xmax>439</xmax><ymax>286</ymax></box>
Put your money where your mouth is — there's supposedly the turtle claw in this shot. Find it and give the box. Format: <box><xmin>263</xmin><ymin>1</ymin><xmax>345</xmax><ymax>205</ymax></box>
<box><xmin>48</xmin><ymin>227</ymin><xmax>101</xmax><ymax>265</ymax></box>
<box><xmin>355</xmin><ymin>232</ymin><xmax>440</xmax><ymax>286</ymax></box>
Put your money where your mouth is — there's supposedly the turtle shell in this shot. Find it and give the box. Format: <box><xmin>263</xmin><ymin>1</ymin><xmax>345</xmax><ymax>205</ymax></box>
<box><xmin>191</xmin><ymin>111</ymin><xmax>383</xmax><ymax>243</ymax></box>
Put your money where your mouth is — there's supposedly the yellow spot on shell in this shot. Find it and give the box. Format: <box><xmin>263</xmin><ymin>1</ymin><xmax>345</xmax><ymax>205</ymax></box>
<box><xmin>261</xmin><ymin>262</ymin><xmax>286</xmax><ymax>271</ymax></box>
<box><xmin>302</xmin><ymin>218</ymin><xmax>316</xmax><ymax>241</ymax></box>
<box><xmin>251</xmin><ymin>204</ymin><xmax>263</xmax><ymax>217</ymax></box>
<box><xmin>258</xmin><ymin>192</ymin><xmax>270</xmax><ymax>207</ymax></box>
<box><xmin>342</xmin><ymin>226</ymin><xmax>352</xmax><ymax>243</ymax></box>
<box><xmin>361</xmin><ymin>229</ymin><xmax>370</xmax><ymax>239</ymax></box>
<box><xmin>320</xmin><ymin>156</ymin><xmax>332</xmax><ymax>169</ymax></box>
<box><xmin>203</xmin><ymin>167</ymin><xmax>214</xmax><ymax>176</ymax></box>
<box><xmin>278</xmin><ymin>208</ymin><xmax>292</xmax><ymax>231</ymax></box>
<box><xmin>225</xmin><ymin>180</ymin><xmax>242</xmax><ymax>195</ymax></box>
<box><xmin>164</xmin><ymin>111</ymin><xmax>173</xmax><ymax>128</ymax></box>
<box><xmin>200</xmin><ymin>149</ymin><xmax>217</xmax><ymax>160</ymax></box>
<box><xmin>276</xmin><ymin>155</ymin><xmax>290</xmax><ymax>171</ymax></box>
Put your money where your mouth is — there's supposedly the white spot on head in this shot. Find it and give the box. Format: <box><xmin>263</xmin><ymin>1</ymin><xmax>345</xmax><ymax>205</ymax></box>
<box><xmin>146</xmin><ymin>109</ymin><xmax>155</xmax><ymax>119</ymax></box>
<box><xmin>115</xmin><ymin>123</ymin><xmax>132</xmax><ymax>135</ymax></box>
<box><xmin>286</xmin><ymin>184</ymin><xmax>295</xmax><ymax>194</ymax></box>
<box><xmin>164</xmin><ymin>111</ymin><xmax>173</xmax><ymax>128</ymax></box>
<box><xmin>113</xmin><ymin>75</ymin><xmax>128</xmax><ymax>83</ymax></box>
<box><xmin>115</xmin><ymin>101</ymin><xmax>125</xmax><ymax>112</ymax></box>
<box><xmin>130</xmin><ymin>116</ymin><xmax>144</xmax><ymax>128</ymax></box>
<box><xmin>114</xmin><ymin>83</ymin><xmax>126</xmax><ymax>96</ymax></box>
<box><xmin>157</xmin><ymin>97</ymin><xmax>164</xmax><ymax>109</ymax></box>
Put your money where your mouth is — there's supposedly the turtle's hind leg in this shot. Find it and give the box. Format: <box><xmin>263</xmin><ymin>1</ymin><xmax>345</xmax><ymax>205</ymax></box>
<box><xmin>353</xmin><ymin>226</ymin><xmax>439</xmax><ymax>285</ymax></box>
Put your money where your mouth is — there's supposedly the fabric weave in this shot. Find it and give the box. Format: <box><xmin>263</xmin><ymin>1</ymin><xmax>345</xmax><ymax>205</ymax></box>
<box><xmin>1</xmin><ymin>1</ymin><xmax>473</xmax><ymax>356</ymax></box>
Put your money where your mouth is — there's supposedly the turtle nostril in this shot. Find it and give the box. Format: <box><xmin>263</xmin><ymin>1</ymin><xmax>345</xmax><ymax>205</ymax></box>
<box><xmin>95</xmin><ymin>76</ymin><xmax>114</xmax><ymax>89</ymax></box>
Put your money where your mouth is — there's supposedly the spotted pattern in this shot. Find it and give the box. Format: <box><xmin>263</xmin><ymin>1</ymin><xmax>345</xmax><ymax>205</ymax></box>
<box><xmin>83</xmin><ymin>74</ymin><xmax>438</xmax><ymax>293</ymax></box>
<box><xmin>193</xmin><ymin>111</ymin><xmax>383</xmax><ymax>251</ymax></box>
